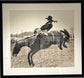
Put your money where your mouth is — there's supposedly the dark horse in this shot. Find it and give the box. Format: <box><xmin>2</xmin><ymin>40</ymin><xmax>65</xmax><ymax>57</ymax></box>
<box><xmin>12</xmin><ymin>29</ymin><xmax>70</xmax><ymax>66</ymax></box>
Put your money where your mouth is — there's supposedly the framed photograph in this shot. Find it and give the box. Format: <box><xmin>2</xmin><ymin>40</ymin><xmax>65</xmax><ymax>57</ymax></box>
<box><xmin>1</xmin><ymin>0</ymin><xmax>83</xmax><ymax>77</ymax></box>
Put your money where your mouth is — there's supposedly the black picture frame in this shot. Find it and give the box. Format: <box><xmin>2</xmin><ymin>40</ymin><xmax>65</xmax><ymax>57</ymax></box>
<box><xmin>0</xmin><ymin>0</ymin><xmax>83</xmax><ymax>78</ymax></box>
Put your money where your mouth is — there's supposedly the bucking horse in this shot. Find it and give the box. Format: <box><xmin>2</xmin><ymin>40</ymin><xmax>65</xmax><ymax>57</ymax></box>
<box><xmin>12</xmin><ymin>29</ymin><xmax>70</xmax><ymax>66</ymax></box>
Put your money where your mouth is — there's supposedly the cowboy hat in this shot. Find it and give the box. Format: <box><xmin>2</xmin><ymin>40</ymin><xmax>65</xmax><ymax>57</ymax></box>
<box><xmin>46</xmin><ymin>16</ymin><xmax>52</xmax><ymax>20</ymax></box>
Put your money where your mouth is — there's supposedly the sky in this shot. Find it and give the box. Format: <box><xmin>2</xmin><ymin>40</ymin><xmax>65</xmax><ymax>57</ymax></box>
<box><xmin>10</xmin><ymin>10</ymin><xmax>74</xmax><ymax>34</ymax></box>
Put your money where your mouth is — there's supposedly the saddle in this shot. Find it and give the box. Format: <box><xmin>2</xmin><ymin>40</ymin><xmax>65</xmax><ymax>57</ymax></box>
<box><xmin>34</xmin><ymin>28</ymin><xmax>48</xmax><ymax>36</ymax></box>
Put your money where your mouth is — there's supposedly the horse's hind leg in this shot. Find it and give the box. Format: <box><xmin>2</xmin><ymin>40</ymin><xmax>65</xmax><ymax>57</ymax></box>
<box><xmin>58</xmin><ymin>40</ymin><xmax>63</xmax><ymax>50</ymax></box>
<box><xmin>63</xmin><ymin>40</ymin><xmax>67</xmax><ymax>48</ymax></box>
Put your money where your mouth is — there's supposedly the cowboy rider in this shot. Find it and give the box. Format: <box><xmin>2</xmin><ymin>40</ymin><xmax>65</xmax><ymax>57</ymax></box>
<box><xmin>41</xmin><ymin>16</ymin><xmax>57</xmax><ymax>31</ymax></box>
<box><xmin>34</xmin><ymin>16</ymin><xmax>57</xmax><ymax>36</ymax></box>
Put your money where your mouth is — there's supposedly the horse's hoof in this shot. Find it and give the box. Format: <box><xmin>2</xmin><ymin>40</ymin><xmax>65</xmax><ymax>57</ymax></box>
<box><xmin>60</xmin><ymin>47</ymin><xmax>63</xmax><ymax>50</ymax></box>
<box><xmin>29</xmin><ymin>63</ymin><xmax>31</xmax><ymax>66</ymax></box>
<box><xmin>63</xmin><ymin>45</ymin><xmax>67</xmax><ymax>48</ymax></box>
<box><xmin>31</xmin><ymin>63</ymin><xmax>35</xmax><ymax>66</ymax></box>
<box><xmin>58</xmin><ymin>46</ymin><xmax>63</xmax><ymax>50</ymax></box>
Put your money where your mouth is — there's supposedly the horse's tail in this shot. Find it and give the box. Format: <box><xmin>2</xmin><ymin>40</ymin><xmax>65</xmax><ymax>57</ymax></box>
<box><xmin>60</xmin><ymin>29</ymin><xmax>70</xmax><ymax>42</ymax></box>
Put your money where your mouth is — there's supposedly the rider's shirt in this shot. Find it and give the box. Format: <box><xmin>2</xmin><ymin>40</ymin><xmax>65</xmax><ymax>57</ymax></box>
<box><xmin>40</xmin><ymin>20</ymin><xmax>53</xmax><ymax>31</ymax></box>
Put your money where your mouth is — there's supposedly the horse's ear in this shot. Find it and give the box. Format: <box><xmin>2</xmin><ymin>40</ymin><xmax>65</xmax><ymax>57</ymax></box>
<box><xmin>11</xmin><ymin>38</ymin><xmax>17</xmax><ymax>44</ymax></box>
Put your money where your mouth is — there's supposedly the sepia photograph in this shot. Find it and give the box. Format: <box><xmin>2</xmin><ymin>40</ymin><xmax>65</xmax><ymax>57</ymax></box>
<box><xmin>2</xmin><ymin>3</ymin><xmax>81</xmax><ymax>75</ymax></box>
<box><xmin>11</xmin><ymin>10</ymin><xmax>74</xmax><ymax>67</ymax></box>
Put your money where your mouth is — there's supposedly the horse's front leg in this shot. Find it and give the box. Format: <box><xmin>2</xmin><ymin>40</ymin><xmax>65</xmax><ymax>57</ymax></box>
<box><xmin>31</xmin><ymin>50</ymin><xmax>38</xmax><ymax>66</ymax></box>
<box><xmin>31</xmin><ymin>53</ymin><xmax>35</xmax><ymax>66</ymax></box>
<box><xmin>28</xmin><ymin>52</ymin><xmax>32</xmax><ymax>65</ymax></box>
<box><xmin>28</xmin><ymin>50</ymin><xmax>37</xmax><ymax>66</ymax></box>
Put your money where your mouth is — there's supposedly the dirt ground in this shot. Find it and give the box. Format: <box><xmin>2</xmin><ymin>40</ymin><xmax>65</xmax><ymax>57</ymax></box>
<box><xmin>11</xmin><ymin>40</ymin><xmax>74</xmax><ymax>68</ymax></box>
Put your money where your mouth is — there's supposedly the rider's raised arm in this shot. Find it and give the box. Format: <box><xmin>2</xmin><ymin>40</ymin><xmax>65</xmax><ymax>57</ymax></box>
<box><xmin>52</xmin><ymin>20</ymin><xmax>58</xmax><ymax>23</ymax></box>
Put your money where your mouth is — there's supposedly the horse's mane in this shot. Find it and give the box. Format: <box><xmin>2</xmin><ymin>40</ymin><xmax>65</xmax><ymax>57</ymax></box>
<box><xmin>25</xmin><ymin>35</ymin><xmax>36</xmax><ymax>39</ymax></box>
<box><xmin>17</xmin><ymin>35</ymin><xmax>36</xmax><ymax>43</ymax></box>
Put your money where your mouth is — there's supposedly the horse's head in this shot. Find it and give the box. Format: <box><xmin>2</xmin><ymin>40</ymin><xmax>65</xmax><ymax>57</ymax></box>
<box><xmin>12</xmin><ymin>41</ymin><xmax>21</xmax><ymax>57</ymax></box>
<box><xmin>12</xmin><ymin>37</ymin><xmax>33</xmax><ymax>57</ymax></box>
